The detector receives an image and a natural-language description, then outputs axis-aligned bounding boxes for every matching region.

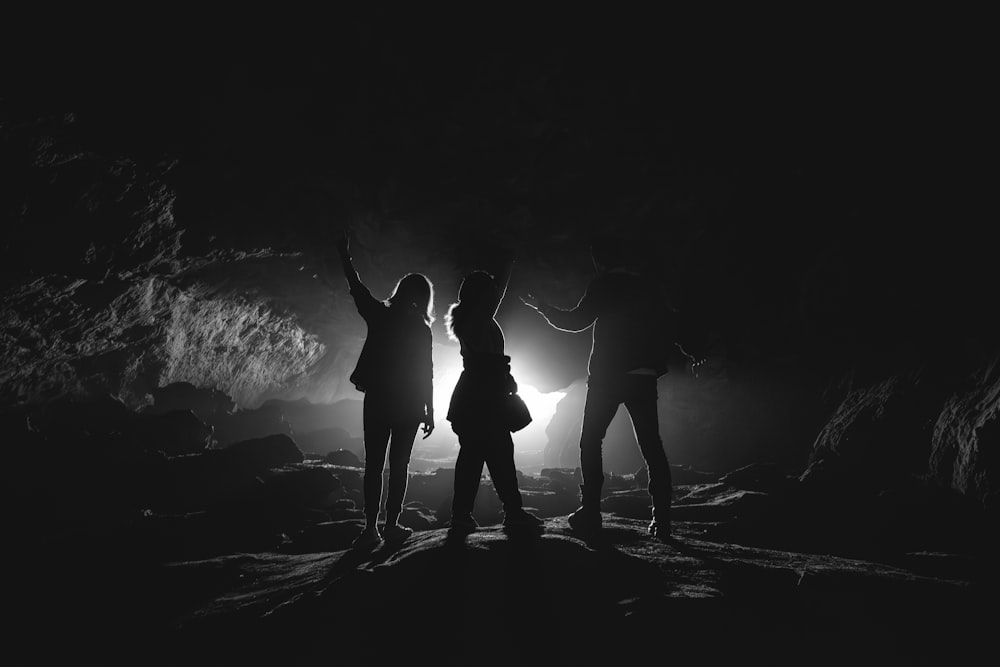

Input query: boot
[503,507,544,532]
[648,496,671,541]
[567,484,602,536]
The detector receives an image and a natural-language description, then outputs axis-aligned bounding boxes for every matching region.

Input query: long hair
[445,270,497,341]
[386,273,435,325]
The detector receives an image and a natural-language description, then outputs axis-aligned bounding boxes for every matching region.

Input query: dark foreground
[10,512,991,667]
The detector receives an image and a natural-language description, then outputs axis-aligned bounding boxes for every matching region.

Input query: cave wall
[3,21,994,493]
[0,113,355,409]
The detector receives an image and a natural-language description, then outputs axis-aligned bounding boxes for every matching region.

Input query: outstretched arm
[521,282,601,332]
[337,229,379,318]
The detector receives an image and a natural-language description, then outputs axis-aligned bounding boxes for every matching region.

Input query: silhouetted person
[337,230,435,549]
[445,254,543,533]
[523,236,697,541]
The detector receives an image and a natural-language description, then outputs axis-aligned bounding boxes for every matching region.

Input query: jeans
[451,425,523,517]
[362,394,420,525]
[580,374,672,509]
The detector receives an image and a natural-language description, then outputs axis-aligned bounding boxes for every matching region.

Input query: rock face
[932,356,1000,510]
[803,372,944,491]
[803,358,1000,519]
[0,114,348,410]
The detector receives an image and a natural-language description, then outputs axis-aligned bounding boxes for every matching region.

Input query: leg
[624,376,672,538]
[568,380,621,534]
[577,380,622,498]
[452,428,486,519]
[482,429,522,511]
[362,396,392,528]
[484,428,544,530]
[384,421,419,526]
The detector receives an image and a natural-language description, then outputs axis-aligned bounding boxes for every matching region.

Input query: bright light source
[416,348,567,473]
[510,382,565,471]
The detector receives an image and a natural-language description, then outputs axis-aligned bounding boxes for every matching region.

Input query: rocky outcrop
[802,371,945,491]
[932,356,1000,511]
[0,115,363,411]
[802,356,1000,521]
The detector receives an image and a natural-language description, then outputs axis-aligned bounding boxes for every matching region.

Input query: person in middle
[445,254,543,533]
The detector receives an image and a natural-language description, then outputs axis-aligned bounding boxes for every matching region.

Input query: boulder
[221,434,304,470]
[263,465,343,509]
[296,427,362,457]
[325,448,363,467]
[126,409,213,456]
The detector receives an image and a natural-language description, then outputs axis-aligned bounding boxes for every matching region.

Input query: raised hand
[337,228,351,258]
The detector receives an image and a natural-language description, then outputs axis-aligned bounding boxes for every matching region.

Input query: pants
[451,425,523,516]
[363,394,420,524]
[580,374,672,510]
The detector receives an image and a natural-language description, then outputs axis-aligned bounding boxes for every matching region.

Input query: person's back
[351,302,433,420]
[585,270,668,379]
[336,231,435,549]
[522,235,679,541]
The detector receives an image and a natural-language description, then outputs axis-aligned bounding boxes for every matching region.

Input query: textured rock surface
[932,356,1000,509]
[0,114,345,410]
[6,391,995,665]
[802,357,1000,517]
[802,372,944,490]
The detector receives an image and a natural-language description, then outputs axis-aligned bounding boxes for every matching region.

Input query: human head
[456,271,498,312]
[387,273,435,324]
[445,270,498,340]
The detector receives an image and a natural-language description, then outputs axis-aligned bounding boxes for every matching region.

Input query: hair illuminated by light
[445,270,497,341]
[387,273,435,324]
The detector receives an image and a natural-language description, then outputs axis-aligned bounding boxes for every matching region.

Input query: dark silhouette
[444,254,543,534]
[337,230,435,549]
[523,235,701,541]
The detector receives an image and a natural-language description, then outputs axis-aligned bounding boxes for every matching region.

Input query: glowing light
[510,382,565,471]
[415,348,567,473]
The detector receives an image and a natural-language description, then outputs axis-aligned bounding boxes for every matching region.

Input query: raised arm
[337,229,380,318]
[491,251,515,317]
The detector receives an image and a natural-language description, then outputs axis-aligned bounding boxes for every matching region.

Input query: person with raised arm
[337,229,435,549]
[444,251,543,534]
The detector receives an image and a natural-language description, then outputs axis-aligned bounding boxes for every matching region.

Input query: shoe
[449,513,478,532]
[567,484,602,537]
[382,523,413,542]
[649,496,671,541]
[648,517,671,541]
[351,526,382,550]
[567,506,602,536]
[502,508,543,530]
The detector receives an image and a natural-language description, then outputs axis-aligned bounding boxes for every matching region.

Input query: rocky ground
[5,401,995,665]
